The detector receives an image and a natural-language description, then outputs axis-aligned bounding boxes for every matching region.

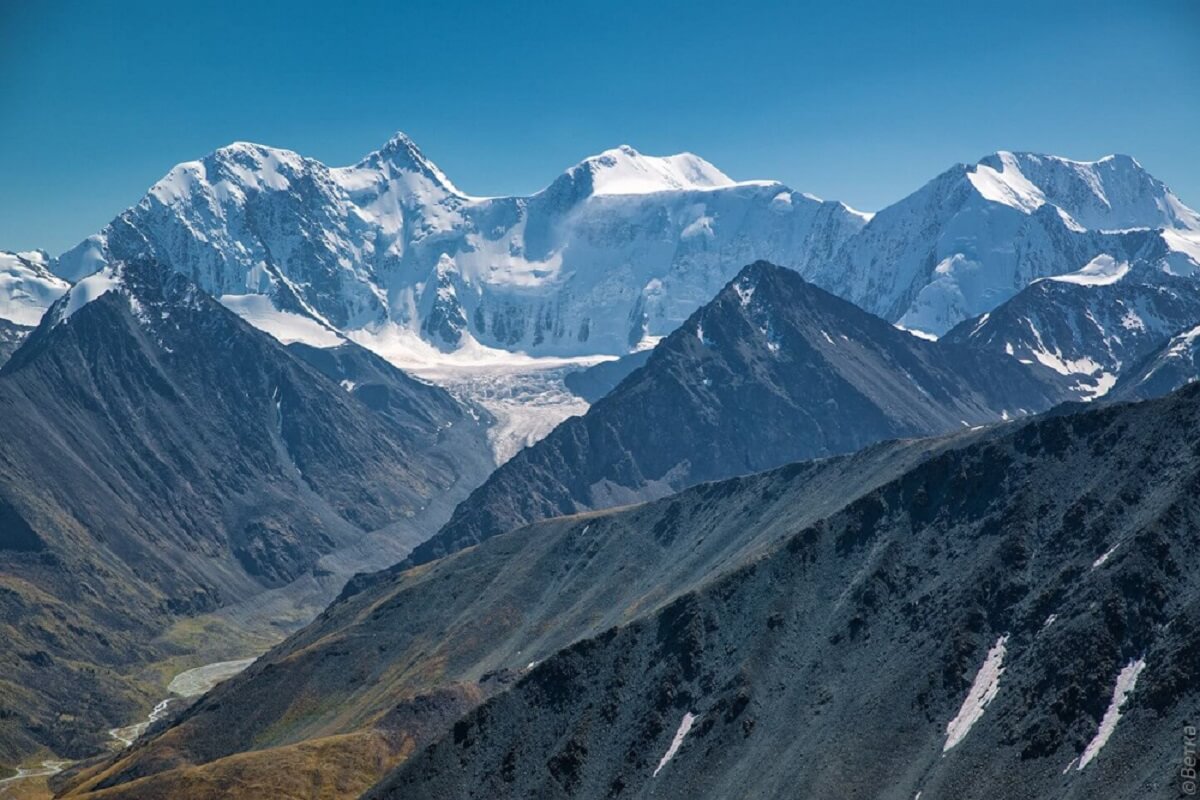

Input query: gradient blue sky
[2,0,1198,254]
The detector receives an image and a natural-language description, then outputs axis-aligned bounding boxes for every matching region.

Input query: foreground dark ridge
[372,381,1200,800]
[67,380,1199,799]
[57,433,967,799]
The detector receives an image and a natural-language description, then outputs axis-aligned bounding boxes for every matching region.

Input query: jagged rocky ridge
[403,260,1069,567]
[1111,322,1200,401]
[942,244,1200,401]
[0,247,491,766]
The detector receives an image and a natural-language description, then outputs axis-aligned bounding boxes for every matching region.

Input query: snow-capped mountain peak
[348,130,471,199]
[968,150,1200,231]
[966,151,1048,213]
[54,133,867,357]
[555,144,774,197]
[149,141,311,206]
[48,135,1197,363]
[817,149,1200,338]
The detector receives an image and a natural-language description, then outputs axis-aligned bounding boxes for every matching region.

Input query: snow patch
[733,279,756,307]
[1076,658,1146,770]
[1046,254,1130,287]
[1162,229,1200,263]
[653,712,697,776]
[220,294,344,348]
[895,323,938,341]
[681,214,716,239]
[1092,542,1121,569]
[944,635,1008,752]
[61,266,122,320]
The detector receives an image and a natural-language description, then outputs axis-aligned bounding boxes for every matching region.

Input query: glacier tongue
[343,322,611,463]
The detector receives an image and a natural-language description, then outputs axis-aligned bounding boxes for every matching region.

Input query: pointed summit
[355,130,466,196]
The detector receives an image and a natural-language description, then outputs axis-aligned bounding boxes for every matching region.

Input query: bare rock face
[404,260,1069,568]
[0,253,491,764]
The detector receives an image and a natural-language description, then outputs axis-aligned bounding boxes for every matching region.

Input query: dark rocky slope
[0,253,491,767]
[1110,322,1200,402]
[375,382,1200,800]
[562,349,651,403]
[58,434,965,800]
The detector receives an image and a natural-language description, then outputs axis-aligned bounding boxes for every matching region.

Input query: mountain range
[4,133,1200,799]
[53,136,868,357]
[48,136,1200,362]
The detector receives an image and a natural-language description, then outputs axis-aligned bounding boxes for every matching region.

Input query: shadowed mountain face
[371,382,1200,800]
[0,254,491,765]
[562,349,652,403]
[403,261,1069,569]
[284,341,478,435]
[67,383,1200,800]
[54,433,963,800]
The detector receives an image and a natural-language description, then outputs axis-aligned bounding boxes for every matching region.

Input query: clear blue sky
[2,0,1197,254]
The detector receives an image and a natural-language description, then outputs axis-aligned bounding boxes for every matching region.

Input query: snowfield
[944,635,1008,751]
[1076,658,1146,770]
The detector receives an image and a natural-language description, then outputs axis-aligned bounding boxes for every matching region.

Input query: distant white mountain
[56,134,868,358]
[815,151,1200,336]
[54,140,1199,357]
